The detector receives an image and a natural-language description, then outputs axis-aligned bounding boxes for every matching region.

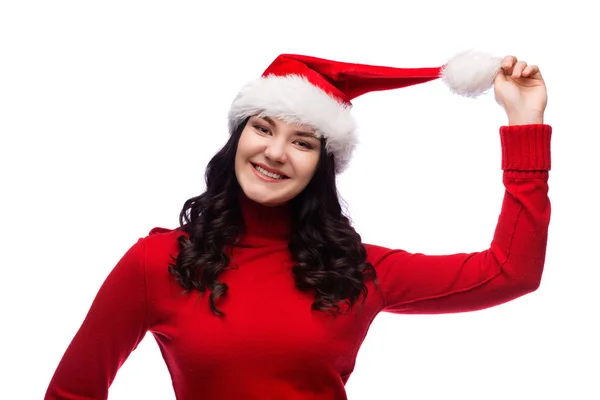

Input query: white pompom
[440,50,502,98]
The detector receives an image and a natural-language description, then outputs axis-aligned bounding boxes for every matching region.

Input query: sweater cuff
[500,124,552,171]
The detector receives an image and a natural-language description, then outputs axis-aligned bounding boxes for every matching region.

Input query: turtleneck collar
[237,193,292,246]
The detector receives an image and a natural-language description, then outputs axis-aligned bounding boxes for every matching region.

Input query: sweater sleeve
[45,237,149,399]
[369,124,552,314]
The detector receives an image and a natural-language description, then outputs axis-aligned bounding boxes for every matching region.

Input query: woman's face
[235,116,322,206]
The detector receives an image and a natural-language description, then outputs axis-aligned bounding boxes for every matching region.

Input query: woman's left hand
[494,55,548,125]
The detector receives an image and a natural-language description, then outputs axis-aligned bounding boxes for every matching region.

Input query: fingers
[502,55,517,70]
[523,64,543,79]
[511,61,528,78]
[501,55,543,80]
[501,55,526,77]
[501,55,517,75]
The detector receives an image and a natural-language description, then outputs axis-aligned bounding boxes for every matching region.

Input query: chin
[239,180,293,207]
[244,189,290,207]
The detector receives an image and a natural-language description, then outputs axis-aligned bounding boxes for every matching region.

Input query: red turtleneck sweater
[45,124,552,400]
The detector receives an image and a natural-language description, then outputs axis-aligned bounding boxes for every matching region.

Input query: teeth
[254,165,285,179]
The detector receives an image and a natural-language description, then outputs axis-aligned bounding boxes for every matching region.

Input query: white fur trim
[228,75,357,174]
[440,50,503,98]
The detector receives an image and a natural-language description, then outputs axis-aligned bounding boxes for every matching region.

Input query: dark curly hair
[168,117,378,316]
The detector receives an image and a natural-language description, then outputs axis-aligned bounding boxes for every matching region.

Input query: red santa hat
[228,50,502,173]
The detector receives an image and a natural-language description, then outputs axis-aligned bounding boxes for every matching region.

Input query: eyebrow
[261,116,318,139]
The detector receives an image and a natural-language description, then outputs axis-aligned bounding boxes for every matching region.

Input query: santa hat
[228,50,502,173]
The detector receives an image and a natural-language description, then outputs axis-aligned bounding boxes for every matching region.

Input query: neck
[238,193,292,245]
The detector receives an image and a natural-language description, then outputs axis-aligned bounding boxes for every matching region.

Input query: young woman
[45,51,551,400]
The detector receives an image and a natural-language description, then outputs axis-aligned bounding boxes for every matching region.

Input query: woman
[45,51,551,399]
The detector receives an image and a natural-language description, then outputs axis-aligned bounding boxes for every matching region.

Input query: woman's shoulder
[139,226,188,269]
[362,242,412,271]
[127,226,188,295]
[362,242,402,259]
[143,224,187,244]
[146,226,187,238]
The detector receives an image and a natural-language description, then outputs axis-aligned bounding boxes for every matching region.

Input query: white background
[1,1,599,399]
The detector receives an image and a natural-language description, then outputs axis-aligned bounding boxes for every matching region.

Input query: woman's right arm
[45,237,150,400]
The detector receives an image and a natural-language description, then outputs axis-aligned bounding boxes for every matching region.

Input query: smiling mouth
[251,163,289,180]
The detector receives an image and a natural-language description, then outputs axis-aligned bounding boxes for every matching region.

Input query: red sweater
[45,124,552,400]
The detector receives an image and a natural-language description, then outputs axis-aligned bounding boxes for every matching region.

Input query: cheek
[235,137,252,179]
[234,145,244,173]
[294,153,320,182]
[236,132,258,164]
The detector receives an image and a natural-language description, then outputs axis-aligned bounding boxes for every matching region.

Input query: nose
[264,139,287,164]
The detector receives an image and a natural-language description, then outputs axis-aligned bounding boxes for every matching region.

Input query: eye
[294,140,314,150]
[253,124,271,135]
